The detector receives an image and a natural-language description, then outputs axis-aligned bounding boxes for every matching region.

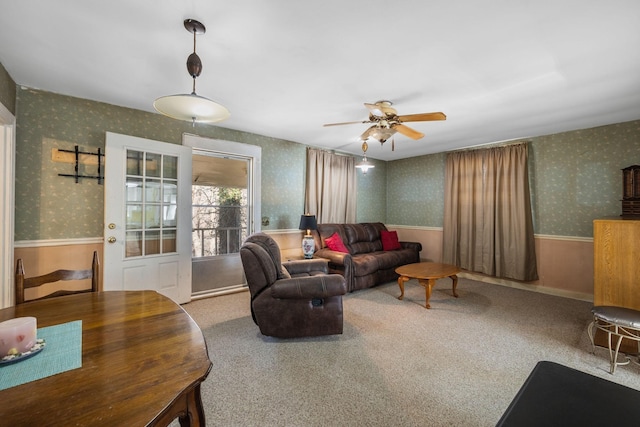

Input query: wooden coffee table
[395,262,461,309]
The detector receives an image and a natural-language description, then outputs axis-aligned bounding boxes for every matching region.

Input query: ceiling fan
[323,100,446,150]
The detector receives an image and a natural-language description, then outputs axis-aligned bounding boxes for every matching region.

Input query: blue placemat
[0,320,82,390]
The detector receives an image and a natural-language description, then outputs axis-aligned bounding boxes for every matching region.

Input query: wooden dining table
[0,290,212,426]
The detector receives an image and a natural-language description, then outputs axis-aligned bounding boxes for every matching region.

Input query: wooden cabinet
[621,165,640,217]
[593,218,640,351]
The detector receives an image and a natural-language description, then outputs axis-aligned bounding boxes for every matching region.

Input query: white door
[104,132,192,304]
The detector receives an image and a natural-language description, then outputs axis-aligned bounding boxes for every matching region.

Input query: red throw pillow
[324,232,349,253]
[381,230,401,251]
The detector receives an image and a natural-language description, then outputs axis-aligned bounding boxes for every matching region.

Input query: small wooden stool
[588,306,640,374]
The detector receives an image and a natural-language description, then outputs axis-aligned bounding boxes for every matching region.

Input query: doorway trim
[0,101,15,308]
[183,134,262,237]
[183,134,261,299]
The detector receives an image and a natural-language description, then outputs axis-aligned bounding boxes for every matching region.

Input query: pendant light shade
[153,93,229,123]
[154,19,230,124]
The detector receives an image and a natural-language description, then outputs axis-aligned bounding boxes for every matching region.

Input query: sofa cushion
[325,232,349,253]
[315,224,344,249]
[344,223,381,254]
[344,224,370,244]
[372,250,414,269]
[350,241,379,254]
[351,254,381,277]
[364,222,387,239]
[381,230,401,251]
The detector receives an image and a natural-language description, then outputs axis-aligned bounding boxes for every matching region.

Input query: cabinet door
[593,219,640,351]
[593,219,640,308]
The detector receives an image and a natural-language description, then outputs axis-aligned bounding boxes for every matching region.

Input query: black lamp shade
[299,214,317,231]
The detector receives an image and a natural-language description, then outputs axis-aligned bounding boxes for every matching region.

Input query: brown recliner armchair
[240,233,347,338]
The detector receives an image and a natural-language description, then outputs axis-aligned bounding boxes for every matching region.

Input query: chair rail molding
[14,237,104,248]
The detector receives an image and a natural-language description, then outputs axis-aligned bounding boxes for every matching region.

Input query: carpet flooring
[178,278,640,426]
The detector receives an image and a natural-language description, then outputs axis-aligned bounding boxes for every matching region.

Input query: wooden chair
[15,251,100,304]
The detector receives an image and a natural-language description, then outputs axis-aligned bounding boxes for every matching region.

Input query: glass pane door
[125,150,178,258]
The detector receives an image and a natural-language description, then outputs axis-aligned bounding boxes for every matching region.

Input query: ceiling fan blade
[398,112,447,122]
[323,120,371,127]
[393,123,424,140]
[364,102,397,117]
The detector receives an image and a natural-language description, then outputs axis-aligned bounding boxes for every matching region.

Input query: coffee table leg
[418,278,436,309]
[451,275,459,298]
[397,275,409,300]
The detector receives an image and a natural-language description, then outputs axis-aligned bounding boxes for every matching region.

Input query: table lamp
[299,214,317,259]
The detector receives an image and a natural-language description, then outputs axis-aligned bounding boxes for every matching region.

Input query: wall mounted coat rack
[53,145,104,184]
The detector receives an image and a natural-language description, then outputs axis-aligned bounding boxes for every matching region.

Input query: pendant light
[355,141,375,174]
[154,19,230,125]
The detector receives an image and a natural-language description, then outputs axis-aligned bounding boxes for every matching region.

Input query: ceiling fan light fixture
[368,126,396,143]
[153,19,230,125]
[324,100,446,151]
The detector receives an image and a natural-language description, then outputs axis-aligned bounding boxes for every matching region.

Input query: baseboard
[191,284,248,301]
[458,271,593,303]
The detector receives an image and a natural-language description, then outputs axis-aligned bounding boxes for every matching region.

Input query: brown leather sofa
[240,233,347,338]
[313,222,422,292]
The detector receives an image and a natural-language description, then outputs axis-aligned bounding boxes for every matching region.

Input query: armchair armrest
[270,275,347,299]
[282,258,329,275]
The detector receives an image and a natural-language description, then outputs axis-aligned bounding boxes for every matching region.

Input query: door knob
[107,236,116,243]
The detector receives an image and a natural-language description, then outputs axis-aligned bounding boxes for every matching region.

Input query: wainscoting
[13,239,103,301]
[271,226,594,302]
[13,228,594,304]
[393,226,594,301]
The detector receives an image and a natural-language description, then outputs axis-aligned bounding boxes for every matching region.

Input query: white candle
[0,317,37,356]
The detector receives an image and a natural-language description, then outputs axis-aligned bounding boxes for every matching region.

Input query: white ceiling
[1,1,639,161]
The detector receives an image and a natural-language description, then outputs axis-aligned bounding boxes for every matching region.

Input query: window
[192,184,248,257]
[124,150,178,257]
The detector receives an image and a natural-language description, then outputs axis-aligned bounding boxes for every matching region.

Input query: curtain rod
[447,140,530,154]
[306,146,355,157]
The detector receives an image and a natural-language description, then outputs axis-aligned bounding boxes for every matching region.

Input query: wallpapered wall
[356,159,387,222]
[529,123,640,236]
[386,119,640,237]
[15,87,369,241]
[387,153,446,227]
[12,85,640,242]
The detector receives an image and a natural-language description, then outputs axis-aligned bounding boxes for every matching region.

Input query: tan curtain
[443,143,538,281]
[305,148,356,224]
